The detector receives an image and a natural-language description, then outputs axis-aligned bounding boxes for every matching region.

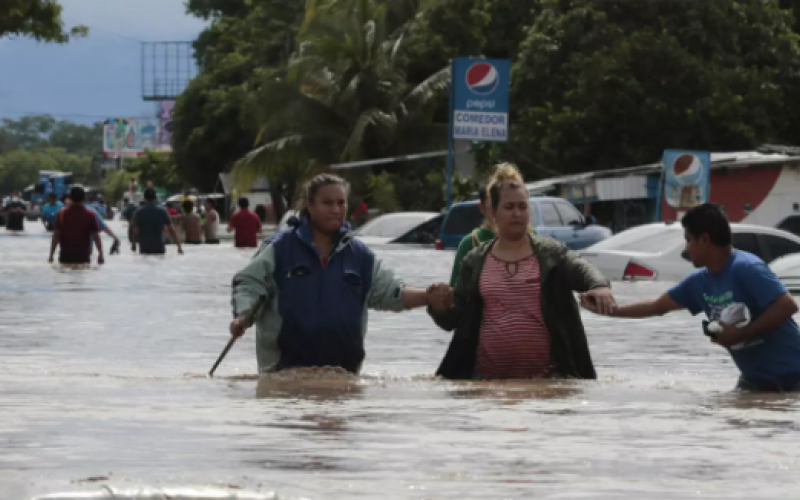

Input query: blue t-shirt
[132,203,171,254]
[41,202,63,224]
[669,250,800,385]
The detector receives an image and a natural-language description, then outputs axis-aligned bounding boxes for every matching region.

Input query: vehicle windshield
[356,214,434,238]
[443,204,483,234]
[588,225,684,253]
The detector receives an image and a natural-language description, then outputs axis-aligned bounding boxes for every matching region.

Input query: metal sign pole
[446,58,457,210]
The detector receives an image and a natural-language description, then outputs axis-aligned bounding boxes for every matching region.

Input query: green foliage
[172,0,304,192]
[0,116,100,193]
[126,152,181,193]
[232,0,452,219]
[0,0,87,42]
[366,171,399,213]
[0,148,91,193]
[509,0,800,178]
[175,0,800,218]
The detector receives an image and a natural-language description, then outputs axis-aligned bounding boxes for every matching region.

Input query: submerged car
[355,212,443,246]
[437,196,612,250]
[580,222,800,282]
[770,254,800,296]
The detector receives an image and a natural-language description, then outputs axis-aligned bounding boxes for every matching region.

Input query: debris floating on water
[32,486,285,500]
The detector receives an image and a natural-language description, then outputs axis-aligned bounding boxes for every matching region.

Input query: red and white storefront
[661,155,800,228]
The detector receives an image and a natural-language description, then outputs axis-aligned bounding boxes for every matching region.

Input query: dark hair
[60,194,68,204]
[69,186,85,203]
[489,181,528,211]
[204,198,215,209]
[47,192,57,200]
[681,203,732,246]
[238,197,250,209]
[182,199,194,213]
[478,186,488,206]
[297,174,350,219]
[143,188,156,201]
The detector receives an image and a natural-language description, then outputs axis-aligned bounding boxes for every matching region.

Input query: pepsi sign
[451,57,510,142]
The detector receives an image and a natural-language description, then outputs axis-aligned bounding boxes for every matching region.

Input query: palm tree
[232,0,451,217]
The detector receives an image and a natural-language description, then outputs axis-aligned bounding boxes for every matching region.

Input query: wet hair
[143,188,156,201]
[297,174,350,219]
[182,199,194,214]
[69,186,85,203]
[681,203,732,247]
[487,163,527,211]
[238,197,250,209]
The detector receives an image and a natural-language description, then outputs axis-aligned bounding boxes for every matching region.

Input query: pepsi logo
[466,62,499,95]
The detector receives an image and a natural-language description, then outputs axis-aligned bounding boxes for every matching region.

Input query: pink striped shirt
[476,253,553,379]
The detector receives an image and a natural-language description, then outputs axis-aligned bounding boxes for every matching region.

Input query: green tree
[509,0,800,179]
[172,0,304,192]
[0,148,90,193]
[1,0,87,41]
[233,0,451,218]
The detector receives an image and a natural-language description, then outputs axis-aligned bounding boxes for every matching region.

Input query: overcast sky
[0,0,207,124]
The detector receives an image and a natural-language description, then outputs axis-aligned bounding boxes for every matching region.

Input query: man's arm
[49,230,59,262]
[716,262,799,346]
[609,293,685,318]
[166,225,184,254]
[92,232,104,264]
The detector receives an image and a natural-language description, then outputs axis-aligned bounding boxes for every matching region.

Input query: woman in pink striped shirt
[429,169,615,380]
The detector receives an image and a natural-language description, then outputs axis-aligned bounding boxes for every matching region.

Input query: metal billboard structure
[141,41,197,101]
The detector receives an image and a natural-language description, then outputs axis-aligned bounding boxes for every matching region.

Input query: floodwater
[2,220,800,500]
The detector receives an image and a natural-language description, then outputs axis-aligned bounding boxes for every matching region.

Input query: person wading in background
[181,199,203,245]
[227,197,262,248]
[40,193,63,232]
[203,198,220,244]
[49,187,103,266]
[131,188,183,256]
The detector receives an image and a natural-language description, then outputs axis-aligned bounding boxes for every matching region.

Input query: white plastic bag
[705,303,760,350]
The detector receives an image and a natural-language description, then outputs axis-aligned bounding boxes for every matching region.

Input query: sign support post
[445,59,457,210]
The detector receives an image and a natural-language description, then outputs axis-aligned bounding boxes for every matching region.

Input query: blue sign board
[450,57,511,142]
[660,149,711,217]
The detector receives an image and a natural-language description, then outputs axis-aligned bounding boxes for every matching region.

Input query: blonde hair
[486,163,526,211]
[485,163,535,234]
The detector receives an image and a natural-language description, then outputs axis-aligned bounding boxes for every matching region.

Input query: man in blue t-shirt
[581,203,800,391]
[131,188,183,256]
[40,193,63,231]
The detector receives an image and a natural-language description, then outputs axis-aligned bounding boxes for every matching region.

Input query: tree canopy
[172,0,800,215]
[0,0,87,42]
[0,116,100,194]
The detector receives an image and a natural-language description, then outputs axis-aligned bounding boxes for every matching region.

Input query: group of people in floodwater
[45,186,266,264]
[230,163,800,392]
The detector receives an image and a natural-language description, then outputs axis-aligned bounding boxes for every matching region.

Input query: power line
[0,110,156,121]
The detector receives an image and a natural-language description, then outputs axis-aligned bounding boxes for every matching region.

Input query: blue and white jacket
[231,217,406,373]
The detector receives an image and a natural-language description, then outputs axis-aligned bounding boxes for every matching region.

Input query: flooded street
[2,221,800,499]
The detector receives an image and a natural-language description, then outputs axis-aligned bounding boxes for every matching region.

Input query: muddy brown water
[1,221,799,499]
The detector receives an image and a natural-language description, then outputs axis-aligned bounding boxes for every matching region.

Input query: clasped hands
[426,283,454,311]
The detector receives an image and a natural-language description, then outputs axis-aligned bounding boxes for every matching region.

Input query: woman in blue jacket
[230,174,450,374]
